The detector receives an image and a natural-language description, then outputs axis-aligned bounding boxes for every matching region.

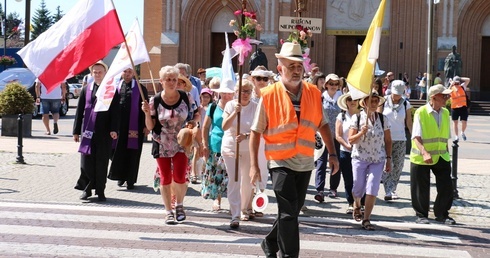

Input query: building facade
[143,0,490,100]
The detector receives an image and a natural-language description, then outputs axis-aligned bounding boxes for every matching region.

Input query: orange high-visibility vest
[261,81,323,160]
[450,86,467,109]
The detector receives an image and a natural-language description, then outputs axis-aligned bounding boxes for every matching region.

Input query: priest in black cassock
[108,68,149,189]
[73,61,120,202]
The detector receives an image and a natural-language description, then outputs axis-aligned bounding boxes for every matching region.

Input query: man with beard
[249,42,339,257]
[108,68,149,189]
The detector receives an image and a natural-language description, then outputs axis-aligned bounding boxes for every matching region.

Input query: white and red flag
[17,0,125,93]
[94,18,150,112]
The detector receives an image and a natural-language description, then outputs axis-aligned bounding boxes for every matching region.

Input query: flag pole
[234,0,247,182]
[146,62,158,93]
[109,0,145,98]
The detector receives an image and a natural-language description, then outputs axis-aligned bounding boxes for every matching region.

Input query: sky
[7,0,144,33]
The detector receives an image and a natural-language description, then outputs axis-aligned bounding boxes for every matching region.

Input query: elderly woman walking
[382,80,412,201]
[221,79,258,229]
[142,66,199,225]
[348,92,392,230]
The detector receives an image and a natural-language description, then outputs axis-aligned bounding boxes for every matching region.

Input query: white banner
[95,18,150,112]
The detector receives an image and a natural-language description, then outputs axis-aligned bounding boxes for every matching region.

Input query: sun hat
[251,66,274,78]
[201,87,213,96]
[275,42,304,62]
[178,74,192,92]
[214,78,235,93]
[428,84,452,98]
[90,60,108,72]
[391,80,406,95]
[360,91,385,108]
[337,92,354,111]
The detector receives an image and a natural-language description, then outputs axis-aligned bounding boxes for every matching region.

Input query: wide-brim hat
[337,92,353,111]
[275,42,304,62]
[360,91,385,108]
[214,78,235,93]
[90,60,108,72]
[251,69,274,78]
[178,74,192,92]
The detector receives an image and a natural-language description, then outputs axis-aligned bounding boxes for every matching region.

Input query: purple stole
[78,83,97,155]
[127,79,140,149]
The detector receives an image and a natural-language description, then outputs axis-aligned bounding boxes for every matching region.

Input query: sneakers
[314,192,325,203]
[435,216,456,225]
[454,135,459,141]
[328,189,338,198]
[461,132,467,141]
[384,195,393,201]
[392,192,399,200]
[165,212,176,225]
[415,217,430,224]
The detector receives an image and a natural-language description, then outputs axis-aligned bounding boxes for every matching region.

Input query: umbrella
[205,67,222,79]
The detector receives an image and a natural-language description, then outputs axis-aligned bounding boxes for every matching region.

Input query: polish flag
[94,19,150,112]
[17,0,125,93]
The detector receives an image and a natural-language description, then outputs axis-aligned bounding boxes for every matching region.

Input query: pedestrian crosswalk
[0,201,472,257]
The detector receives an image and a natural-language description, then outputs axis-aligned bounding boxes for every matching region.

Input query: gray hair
[159,66,179,80]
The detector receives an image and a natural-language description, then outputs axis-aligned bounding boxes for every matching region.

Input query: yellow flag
[346,0,387,99]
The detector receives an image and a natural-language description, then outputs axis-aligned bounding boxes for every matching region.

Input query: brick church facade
[142,0,490,100]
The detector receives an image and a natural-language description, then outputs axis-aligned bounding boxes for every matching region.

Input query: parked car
[0,68,69,117]
[68,83,82,99]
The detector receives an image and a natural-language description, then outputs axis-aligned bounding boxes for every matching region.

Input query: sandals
[352,207,363,222]
[190,175,198,184]
[165,212,176,225]
[230,219,240,229]
[212,201,221,211]
[175,205,186,222]
[362,219,375,230]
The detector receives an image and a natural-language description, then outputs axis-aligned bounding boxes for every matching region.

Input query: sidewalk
[0,115,489,226]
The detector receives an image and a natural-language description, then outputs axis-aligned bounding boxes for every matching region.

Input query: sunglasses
[346,98,357,102]
[254,76,269,82]
[328,82,339,86]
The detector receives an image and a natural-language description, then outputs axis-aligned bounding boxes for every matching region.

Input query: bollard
[16,114,26,164]
[451,139,459,199]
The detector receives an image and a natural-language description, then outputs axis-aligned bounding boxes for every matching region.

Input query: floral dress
[201,104,228,200]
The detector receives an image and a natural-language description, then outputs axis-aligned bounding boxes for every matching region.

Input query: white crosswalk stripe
[0,201,472,257]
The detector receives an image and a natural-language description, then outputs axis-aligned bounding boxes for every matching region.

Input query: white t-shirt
[36,79,62,100]
[383,97,411,141]
[221,100,258,156]
[336,111,354,153]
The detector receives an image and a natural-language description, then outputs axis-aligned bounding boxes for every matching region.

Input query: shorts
[451,106,468,121]
[41,99,61,115]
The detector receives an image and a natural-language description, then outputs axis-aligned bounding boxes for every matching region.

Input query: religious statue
[444,45,462,80]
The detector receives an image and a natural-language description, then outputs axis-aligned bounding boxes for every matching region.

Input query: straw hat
[275,42,304,62]
[337,92,353,111]
[90,60,108,72]
[360,91,385,108]
[178,74,192,92]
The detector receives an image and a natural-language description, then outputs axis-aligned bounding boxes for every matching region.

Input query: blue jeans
[315,139,341,192]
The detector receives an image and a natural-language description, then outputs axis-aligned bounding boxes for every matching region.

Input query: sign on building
[279,16,323,34]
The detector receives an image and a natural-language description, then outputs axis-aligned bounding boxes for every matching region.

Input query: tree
[52,6,64,23]
[31,0,53,40]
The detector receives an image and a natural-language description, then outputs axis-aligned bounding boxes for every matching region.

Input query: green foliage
[52,6,64,23]
[0,82,35,115]
[31,0,53,40]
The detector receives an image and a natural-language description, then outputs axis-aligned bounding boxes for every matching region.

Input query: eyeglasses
[346,98,354,102]
[240,90,253,94]
[328,82,339,86]
[254,76,269,82]
[165,78,177,83]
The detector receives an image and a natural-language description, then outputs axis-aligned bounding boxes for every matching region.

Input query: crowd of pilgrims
[74,61,414,229]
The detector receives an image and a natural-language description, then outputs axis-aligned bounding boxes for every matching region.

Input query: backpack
[208,102,218,121]
[151,90,190,158]
[355,112,384,129]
